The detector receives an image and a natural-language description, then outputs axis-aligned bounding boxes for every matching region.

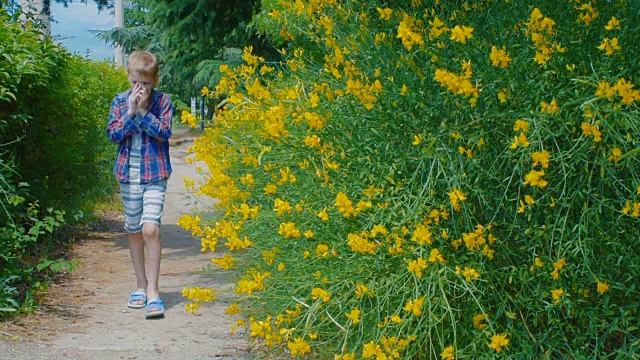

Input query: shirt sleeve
[107,96,139,143]
[139,94,173,142]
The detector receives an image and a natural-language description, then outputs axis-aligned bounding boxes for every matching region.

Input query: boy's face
[129,72,158,92]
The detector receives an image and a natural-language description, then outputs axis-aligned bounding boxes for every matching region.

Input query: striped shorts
[120,180,168,233]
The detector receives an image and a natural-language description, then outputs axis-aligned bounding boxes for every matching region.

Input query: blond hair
[127,50,159,77]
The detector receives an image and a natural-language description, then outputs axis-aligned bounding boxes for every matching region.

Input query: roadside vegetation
[0,4,128,317]
[180,1,640,358]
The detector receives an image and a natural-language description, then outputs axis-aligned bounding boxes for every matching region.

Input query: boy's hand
[128,83,140,118]
[137,85,151,117]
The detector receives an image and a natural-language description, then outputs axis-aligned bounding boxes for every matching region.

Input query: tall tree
[96,0,270,98]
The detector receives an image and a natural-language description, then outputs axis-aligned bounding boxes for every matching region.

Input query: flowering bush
[180,1,640,358]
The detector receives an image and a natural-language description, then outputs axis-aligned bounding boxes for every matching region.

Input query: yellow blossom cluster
[236,270,271,295]
[180,110,198,128]
[526,8,564,65]
[362,336,414,359]
[183,287,214,315]
[596,78,640,106]
[448,188,467,212]
[489,46,512,68]
[433,63,479,99]
[397,15,424,50]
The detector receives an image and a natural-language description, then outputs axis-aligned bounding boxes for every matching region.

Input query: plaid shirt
[107,89,173,184]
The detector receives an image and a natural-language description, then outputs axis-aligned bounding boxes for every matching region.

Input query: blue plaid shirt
[107,89,173,184]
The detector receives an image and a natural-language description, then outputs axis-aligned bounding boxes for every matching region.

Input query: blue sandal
[145,299,165,318]
[127,290,147,309]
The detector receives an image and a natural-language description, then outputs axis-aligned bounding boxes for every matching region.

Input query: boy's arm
[107,97,139,143]
[138,94,173,142]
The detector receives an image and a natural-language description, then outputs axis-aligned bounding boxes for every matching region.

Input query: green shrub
[0,5,128,317]
[13,55,129,211]
[184,0,640,358]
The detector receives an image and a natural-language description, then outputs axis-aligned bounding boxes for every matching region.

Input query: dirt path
[0,128,249,359]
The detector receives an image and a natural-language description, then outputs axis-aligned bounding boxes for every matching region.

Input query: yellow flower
[346,309,360,324]
[212,254,235,270]
[355,283,369,297]
[449,25,474,44]
[581,122,603,142]
[362,341,383,359]
[335,192,356,217]
[523,169,548,188]
[407,258,428,278]
[311,287,330,302]
[498,89,507,103]
[597,37,621,56]
[488,333,509,353]
[377,7,393,20]
[318,208,329,221]
[525,195,535,205]
[390,314,402,323]
[397,17,425,50]
[608,147,622,163]
[540,99,558,114]
[287,337,311,355]
[225,302,239,315]
[274,198,292,216]
[532,150,550,168]
[448,188,467,212]
[456,266,480,282]
[264,183,277,195]
[513,119,529,132]
[605,16,620,31]
[597,281,609,294]
[510,132,531,149]
[316,244,330,257]
[403,297,424,316]
[277,262,285,271]
[428,248,445,264]
[304,134,321,147]
[411,224,432,245]
[473,313,488,330]
[489,46,512,68]
[595,81,616,99]
[411,134,422,146]
[278,222,301,239]
[441,345,455,360]
[552,288,564,304]
[180,110,198,128]
[335,354,356,360]
[401,84,408,96]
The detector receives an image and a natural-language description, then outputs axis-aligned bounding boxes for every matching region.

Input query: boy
[107,50,173,319]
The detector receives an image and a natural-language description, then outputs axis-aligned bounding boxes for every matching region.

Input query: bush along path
[0,127,248,359]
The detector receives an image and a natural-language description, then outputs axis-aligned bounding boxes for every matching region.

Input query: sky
[51,1,115,61]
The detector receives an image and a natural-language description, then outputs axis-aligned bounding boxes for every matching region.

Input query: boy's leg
[140,180,167,302]
[121,182,148,306]
[142,223,162,300]
[129,231,148,293]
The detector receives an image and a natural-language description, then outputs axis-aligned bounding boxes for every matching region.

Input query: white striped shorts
[120,180,168,233]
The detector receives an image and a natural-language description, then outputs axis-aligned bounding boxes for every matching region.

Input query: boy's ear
[154,75,160,86]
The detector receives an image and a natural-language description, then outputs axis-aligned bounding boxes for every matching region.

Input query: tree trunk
[114,0,124,67]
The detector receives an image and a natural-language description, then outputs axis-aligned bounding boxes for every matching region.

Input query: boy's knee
[141,223,160,240]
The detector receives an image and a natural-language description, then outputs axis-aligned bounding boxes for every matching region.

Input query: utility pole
[114,0,124,67]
